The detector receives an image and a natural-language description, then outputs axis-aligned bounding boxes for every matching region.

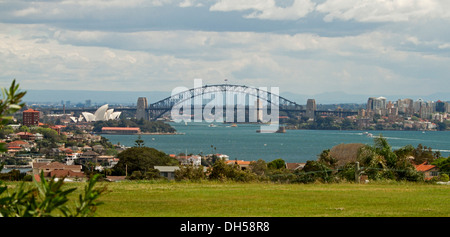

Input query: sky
[1,0,450,103]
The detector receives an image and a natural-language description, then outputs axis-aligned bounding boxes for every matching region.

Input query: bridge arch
[148,84,304,120]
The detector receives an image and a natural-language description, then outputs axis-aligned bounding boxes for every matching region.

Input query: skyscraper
[367,97,387,116]
[136,97,148,120]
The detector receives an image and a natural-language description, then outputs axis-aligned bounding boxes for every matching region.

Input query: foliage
[306,116,341,130]
[0,169,26,181]
[127,169,162,180]
[436,122,447,131]
[299,160,334,183]
[318,149,338,169]
[432,157,450,174]
[439,174,449,182]
[351,136,423,182]
[0,80,26,152]
[249,159,268,176]
[0,80,106,217]
[373,135,398,168]
[267,158,285,170]
[175,165,206,181]
[134,135,144,147]
[112,147,179,176]
[208,159,257,182]
[410,144,438,164]
[0,167,107,217]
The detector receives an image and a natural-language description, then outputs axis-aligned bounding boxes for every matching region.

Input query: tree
[373,135,398,168]
[318,149,338,169]
[0,80,106,217]
[432,157,450,174]
[19,125,30,133]
[112,147,179,176]
[208,159,256,182]
[267,158,285,170]
[436,122,447,131]
[249,159,268,176]
[300,160,333,183]
[0,79,26,152]
[134,135,144,147]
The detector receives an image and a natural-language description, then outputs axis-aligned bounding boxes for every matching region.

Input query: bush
[208,159,256,182]
[175,165,206,181]
[0,169,107,217]
[436,173,449,182]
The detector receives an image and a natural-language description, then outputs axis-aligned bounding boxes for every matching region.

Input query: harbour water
[102,122,450,163]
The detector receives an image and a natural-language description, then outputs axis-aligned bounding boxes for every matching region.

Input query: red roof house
[414,162,439,180]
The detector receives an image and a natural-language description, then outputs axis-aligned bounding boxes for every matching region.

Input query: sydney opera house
[81,104,121,122]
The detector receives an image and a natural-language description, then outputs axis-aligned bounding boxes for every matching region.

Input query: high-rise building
[23,108,40,127]
[136,97,148,120]
[367,97,387,116]
[435,100,446,113]
[397,98,414,116]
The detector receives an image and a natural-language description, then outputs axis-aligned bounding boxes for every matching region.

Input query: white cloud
[316,0,450,22]
[2,22,449,97]
[210,0,316,20]
[13,7,41,17]
[1,1,450,98]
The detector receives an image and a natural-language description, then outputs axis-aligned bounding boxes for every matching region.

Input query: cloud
[1,0,449,99]
[210,0,316,20]
[2,21,449,97]
[316,0,450,22]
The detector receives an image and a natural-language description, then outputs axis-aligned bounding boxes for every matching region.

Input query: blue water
[101,122,450,163]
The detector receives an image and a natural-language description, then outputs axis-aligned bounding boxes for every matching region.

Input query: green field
[59,181,450,217]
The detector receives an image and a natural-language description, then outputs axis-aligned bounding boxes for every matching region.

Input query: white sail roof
[81,104,121,122]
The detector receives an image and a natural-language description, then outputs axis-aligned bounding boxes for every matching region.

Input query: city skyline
[1,1,450,97]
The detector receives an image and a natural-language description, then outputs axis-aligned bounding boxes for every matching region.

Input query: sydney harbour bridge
[45,84,357,121]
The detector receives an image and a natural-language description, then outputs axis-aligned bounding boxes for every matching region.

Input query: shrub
[0,167,107,217]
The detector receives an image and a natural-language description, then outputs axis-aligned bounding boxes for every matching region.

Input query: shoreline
[99,132,183,135]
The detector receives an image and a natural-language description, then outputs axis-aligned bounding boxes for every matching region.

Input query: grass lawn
[62,180,450,217]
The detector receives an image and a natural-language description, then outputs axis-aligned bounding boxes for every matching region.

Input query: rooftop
[414,162,437,172]
[23,108,39,112]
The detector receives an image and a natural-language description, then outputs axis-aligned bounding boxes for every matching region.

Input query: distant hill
[23,89,449,106]
[23,90,171,105]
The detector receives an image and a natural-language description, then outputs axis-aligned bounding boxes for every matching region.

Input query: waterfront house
[414,162,439,180]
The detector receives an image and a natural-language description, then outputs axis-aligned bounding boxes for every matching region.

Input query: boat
[231,124,237,127]
[366,133,373,137]
[209,124,217,127]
